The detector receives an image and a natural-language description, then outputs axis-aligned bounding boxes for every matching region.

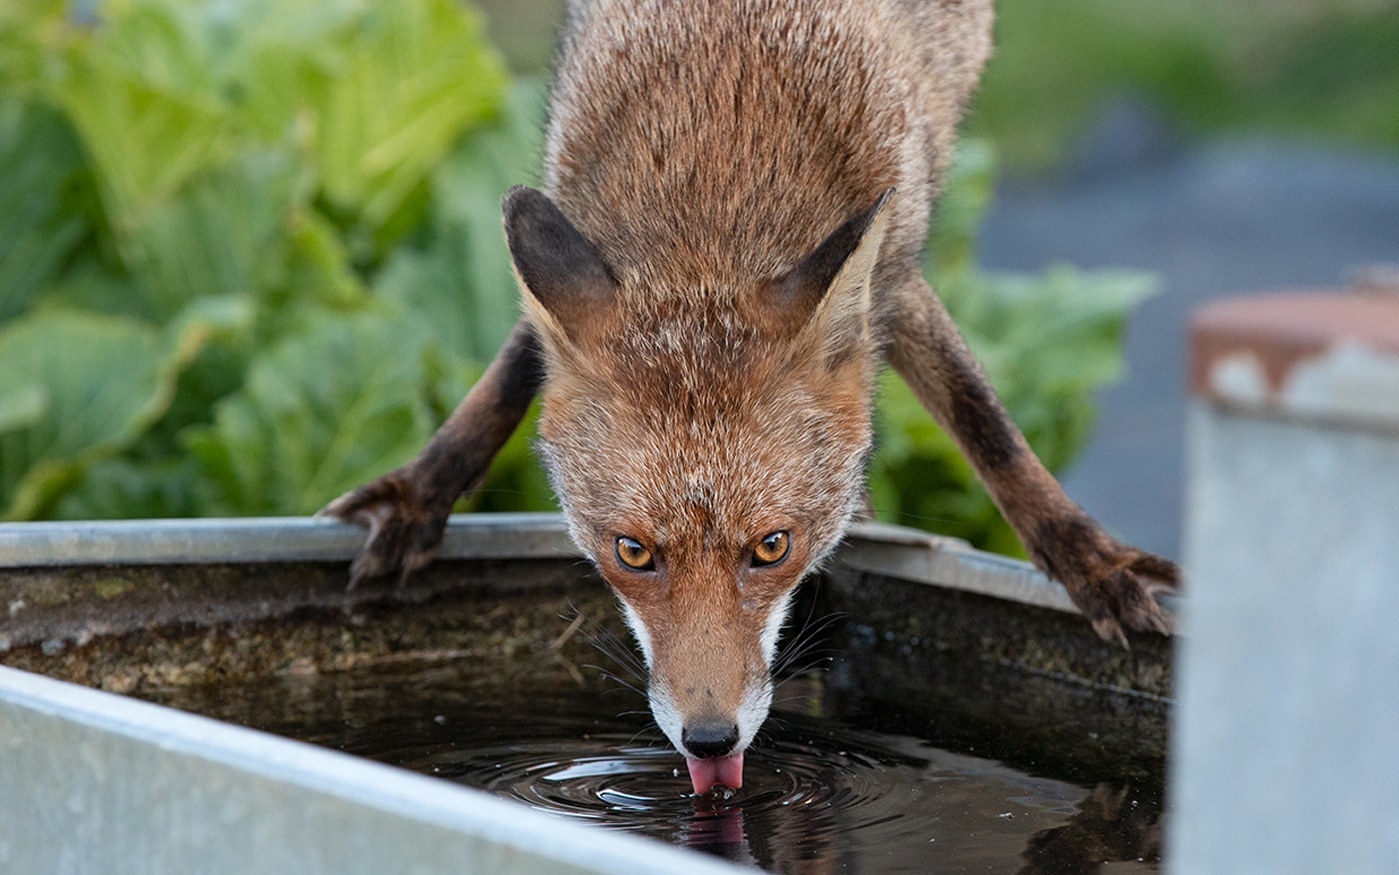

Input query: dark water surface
[145,655,1163,874]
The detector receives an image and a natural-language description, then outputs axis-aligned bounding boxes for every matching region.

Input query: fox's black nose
[682,722,739,758]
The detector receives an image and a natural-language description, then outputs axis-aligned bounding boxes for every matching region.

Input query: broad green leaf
[0,97,91,323]
[122,150,308,321]
[184,309,436,516]
[139,295,259,458]
[30,256,144,320]
[202,0,367,143]
[276,206,370,315]
[0,309,203,520]
[54,455,205,520]
[378,79,548,363]
[432,79,547,356]
[163,294,258,356]
[368,81,555,515]
[0,384,45,434]
[44,1,231,220]
[313,0,508,251]
[0,1,66,90]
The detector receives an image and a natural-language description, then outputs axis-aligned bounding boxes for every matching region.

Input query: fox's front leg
[320,319,544,586]
[883,277,1177,645]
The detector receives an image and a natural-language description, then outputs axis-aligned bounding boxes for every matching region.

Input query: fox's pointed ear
[503,186,618,344]
[760,188,893,356]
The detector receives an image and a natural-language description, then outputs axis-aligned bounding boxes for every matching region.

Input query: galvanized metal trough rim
[0,514,1176,872]
[0,512,1173,625]
[0,512,574,566]
[0,664,745,875]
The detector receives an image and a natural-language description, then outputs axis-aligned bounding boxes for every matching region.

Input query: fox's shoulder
[545,0,934,291]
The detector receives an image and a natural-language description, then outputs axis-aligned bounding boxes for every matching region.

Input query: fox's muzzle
[638,608,782,794]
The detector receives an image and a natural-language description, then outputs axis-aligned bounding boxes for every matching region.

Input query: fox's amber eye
[753,531,790,567]
[615,536,655,571]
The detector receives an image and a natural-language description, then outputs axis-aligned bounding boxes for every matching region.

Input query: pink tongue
[685,753,744,794]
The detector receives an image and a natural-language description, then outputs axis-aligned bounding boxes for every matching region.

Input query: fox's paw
[318,468,451,589]
[1029,515,1179,648]
[1069,550,1177,647]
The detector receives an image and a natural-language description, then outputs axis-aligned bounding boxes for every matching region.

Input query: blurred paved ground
[979,136,1399,560]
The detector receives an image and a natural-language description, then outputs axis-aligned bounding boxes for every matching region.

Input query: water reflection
[681,798,757,866]
[674,777,1164,874]
[143,661,1164,873]
[1016,783,1163,874]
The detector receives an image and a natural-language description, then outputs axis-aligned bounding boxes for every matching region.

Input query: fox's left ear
[503,185,619,349]
[759,187,893,359]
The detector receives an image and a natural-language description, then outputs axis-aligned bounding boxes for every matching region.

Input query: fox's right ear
[756,188,892,362]
[503,186,618,346]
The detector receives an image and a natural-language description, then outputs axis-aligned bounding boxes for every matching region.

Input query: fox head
[503,186,890,793]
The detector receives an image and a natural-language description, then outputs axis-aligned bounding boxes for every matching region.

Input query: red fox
[324,0,1177,795]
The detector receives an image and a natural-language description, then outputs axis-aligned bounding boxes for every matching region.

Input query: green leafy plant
[0,0,542,522]
[0,0,1149,559]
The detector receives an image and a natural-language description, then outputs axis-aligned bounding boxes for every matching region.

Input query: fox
[323,0,1178,795]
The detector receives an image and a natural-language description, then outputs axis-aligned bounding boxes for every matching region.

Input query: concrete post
[1171,287,1399,873]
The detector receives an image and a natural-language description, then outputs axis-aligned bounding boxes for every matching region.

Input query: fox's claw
[1074,552,1178,648]
[319,469,451,589]
[1029,514,1180,647]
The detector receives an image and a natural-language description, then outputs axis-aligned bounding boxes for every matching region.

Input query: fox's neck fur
[542,0,988,305]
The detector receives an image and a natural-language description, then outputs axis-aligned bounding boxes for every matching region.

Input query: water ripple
[373,721,922,852]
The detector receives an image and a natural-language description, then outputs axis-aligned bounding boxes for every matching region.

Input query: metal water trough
[0,514,1175,873]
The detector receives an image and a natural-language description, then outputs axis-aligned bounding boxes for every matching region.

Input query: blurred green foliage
[0,0,548,521]
[0,0,1148,559]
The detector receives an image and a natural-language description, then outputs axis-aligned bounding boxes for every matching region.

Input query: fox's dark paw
[318,469,451,589]
[1030,516,1179,648]
[1071,550,1177,648]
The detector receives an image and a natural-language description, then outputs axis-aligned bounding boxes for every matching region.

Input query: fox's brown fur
[325,0,1177,789]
